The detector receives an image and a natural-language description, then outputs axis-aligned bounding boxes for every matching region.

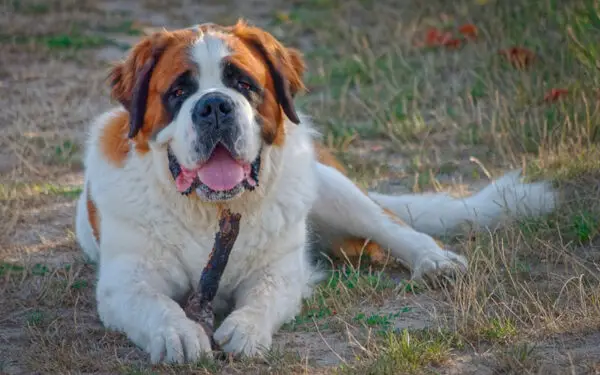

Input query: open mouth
[167,144,260,201]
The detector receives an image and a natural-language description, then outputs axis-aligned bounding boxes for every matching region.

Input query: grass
[282,265,399,331]
[340,328,462,374]
[2,0,600,373]
[0,32,113,49]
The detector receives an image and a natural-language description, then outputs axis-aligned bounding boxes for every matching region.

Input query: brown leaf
[498,47,535,69]
[543,88,569,103]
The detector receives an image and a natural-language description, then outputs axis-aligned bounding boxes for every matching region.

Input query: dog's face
[108,21,305,202]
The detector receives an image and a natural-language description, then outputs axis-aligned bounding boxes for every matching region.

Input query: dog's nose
[192,92,234,125]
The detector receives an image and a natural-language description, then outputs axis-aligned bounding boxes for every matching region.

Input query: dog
[74,20,557,364]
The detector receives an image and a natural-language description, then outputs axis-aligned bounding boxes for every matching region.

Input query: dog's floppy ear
[108,35,166,139]
[230,20,306,125]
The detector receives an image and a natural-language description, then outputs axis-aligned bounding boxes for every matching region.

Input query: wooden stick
[183,208,241,350]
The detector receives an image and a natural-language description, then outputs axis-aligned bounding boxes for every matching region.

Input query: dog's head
[108,20,305,202]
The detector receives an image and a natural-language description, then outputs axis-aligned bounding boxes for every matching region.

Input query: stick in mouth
[183,208,242,351]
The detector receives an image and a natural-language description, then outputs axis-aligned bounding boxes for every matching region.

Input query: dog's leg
[311,163,467,281]
[95,221,212,364]
[213,223,315,356]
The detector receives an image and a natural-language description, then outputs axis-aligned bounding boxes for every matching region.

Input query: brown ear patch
[227,20,307,146]
[245,38,300,125]
[107,29,199,155]
[128,45,165,139]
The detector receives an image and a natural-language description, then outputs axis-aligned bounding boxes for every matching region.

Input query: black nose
[192,92,234,125]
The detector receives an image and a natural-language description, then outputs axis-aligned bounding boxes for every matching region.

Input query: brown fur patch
[331,237,389,264]
[86,187,100,243]
[99,111,130,167]
[226,20,306,146]
[108,29,200,154]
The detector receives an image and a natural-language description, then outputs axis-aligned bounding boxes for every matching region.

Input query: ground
[2,0,600,374]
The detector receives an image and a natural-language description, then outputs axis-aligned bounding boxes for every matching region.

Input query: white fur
[368,170,557,237]
[76,30,559,364]
[310,163,468,279]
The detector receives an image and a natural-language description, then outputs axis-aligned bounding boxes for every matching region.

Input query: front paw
[412,249,468,285]
[213,308,272,356]
[147,318,212,364]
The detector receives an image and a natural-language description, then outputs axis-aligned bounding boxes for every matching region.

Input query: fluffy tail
[368,170,558,237]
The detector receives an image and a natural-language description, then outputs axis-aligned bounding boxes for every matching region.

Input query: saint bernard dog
[75,20,557,363]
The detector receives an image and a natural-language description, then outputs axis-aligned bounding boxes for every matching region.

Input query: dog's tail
[368,170,558,237]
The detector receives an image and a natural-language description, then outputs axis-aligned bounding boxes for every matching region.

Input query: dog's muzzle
[167,146,261,201]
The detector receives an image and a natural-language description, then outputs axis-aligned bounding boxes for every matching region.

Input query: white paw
[411,249,468,284]
[213,308,272,356]
[147,318,212,364]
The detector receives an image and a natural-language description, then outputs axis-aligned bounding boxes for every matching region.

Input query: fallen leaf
[425,28,442,46]
[543,88,569,103]
[458,24,478,39]
[498,47,535,69]
[420,27,466,49]
[442,38,462,48]
[437,31,454,45]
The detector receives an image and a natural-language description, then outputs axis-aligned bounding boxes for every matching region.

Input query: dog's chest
[172,214,273,292]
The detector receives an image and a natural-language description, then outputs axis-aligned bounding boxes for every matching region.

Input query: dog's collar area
[167,146,261,197]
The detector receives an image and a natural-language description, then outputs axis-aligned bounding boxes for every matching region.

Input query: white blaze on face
[191,33,231,90]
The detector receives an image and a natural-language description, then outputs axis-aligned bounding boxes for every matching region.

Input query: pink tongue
[197,146,245,191]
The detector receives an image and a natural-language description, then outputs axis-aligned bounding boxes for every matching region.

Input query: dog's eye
[173,88,185,98]
[237,80,251,91]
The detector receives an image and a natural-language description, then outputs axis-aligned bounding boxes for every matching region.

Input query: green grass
[26,310,47,326]
[284,266,398,331]
[9,0,50,14]
[0,183,82,200]
[341,328,462,374]
[0,33,112,49]
[354,309,412,333]
[480,318,518,343]
[0,261,25,277]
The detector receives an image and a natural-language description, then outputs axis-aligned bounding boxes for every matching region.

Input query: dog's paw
[213,308,272,357]
[147,318,212,364]
[411,249,467,286]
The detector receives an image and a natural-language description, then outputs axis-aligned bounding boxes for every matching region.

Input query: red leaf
[425,28,442,46]
[422,28,462,49]
[458,24,478,39]
[442,38,462,48]
[437,31,454,45]
[498,47,535,68]
[543,88,569,103]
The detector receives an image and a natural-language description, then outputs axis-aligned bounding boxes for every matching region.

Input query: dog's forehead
[188,32,231,88]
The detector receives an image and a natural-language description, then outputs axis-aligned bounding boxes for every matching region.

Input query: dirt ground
[2,0,600,374]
